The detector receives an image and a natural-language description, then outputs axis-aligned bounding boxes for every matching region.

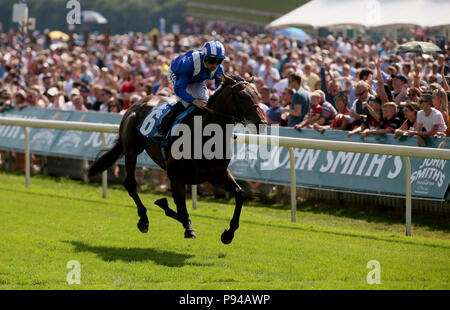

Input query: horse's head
[212,74,267,134]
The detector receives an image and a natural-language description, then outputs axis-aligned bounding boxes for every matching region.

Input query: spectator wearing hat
[60,88,80,110]
[409,94,447,146]
[120,77,136,110]
[46,87,62,109]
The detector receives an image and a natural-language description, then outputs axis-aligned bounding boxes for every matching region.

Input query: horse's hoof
[184,229,197,239]
[221,229,234,244]
[137,220,149,233]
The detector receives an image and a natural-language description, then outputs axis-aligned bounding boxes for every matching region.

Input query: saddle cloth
[137,101,196,148]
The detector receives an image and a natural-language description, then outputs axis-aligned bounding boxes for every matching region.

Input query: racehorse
[88,74,267,244]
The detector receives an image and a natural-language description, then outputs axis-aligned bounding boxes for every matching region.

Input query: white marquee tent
[267,0,450,30]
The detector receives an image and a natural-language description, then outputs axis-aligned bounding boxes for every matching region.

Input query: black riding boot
[153,101,186,141]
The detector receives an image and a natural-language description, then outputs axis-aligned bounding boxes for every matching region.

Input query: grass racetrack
[0,171,449,290]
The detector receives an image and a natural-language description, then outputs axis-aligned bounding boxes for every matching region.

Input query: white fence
[2,117,450,236]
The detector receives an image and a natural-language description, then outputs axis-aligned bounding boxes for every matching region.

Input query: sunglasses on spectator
[270,98,278,101]
[205,57,223,65]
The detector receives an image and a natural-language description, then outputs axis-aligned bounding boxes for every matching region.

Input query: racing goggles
[205,56,223,65]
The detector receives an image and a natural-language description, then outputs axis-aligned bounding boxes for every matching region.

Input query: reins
[203,80,259,125]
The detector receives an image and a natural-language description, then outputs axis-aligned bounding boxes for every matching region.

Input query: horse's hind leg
[124,149,149,233]
[169,178,196,239]
[121,112,149,233]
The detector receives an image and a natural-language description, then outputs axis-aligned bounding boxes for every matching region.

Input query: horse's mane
[207,75,246,108]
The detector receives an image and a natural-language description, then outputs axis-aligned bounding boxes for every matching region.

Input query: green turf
[0,171,449,289]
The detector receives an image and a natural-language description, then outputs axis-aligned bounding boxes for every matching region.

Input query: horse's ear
[246,76,254,83]
[222,74,235,85]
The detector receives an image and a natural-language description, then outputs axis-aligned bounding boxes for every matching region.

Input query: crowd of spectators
[0,22,450,148]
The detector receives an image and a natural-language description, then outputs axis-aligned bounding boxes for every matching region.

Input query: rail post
[24,126,30,188]
[403,156,412,236]
[192,185,197,209]
[101,132,107,198]
[289,147,296,222]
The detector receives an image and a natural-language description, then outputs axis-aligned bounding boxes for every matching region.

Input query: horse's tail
[88,138,123,177]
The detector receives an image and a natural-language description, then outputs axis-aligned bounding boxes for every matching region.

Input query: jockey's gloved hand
[192,99,207,109]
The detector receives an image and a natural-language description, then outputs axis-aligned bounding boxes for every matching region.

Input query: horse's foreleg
[124,151,149,233]
[155,197,181,223]
[211,170,244,244]
[170,178,196,239]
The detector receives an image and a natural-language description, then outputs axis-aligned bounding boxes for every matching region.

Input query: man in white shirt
[61,88,81,111]
[46,87,64,110]
[257,56,280,90]
[408,94,447,146]
[273,66,294,95]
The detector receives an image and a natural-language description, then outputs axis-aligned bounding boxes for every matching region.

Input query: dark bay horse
[88,74,267,244]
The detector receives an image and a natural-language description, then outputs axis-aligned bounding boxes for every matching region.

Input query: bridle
[204,80,260,125]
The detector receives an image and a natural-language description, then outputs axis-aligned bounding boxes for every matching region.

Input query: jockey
[153,40,226,141]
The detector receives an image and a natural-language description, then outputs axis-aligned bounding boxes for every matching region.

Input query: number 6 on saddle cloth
[137,101,196,148]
